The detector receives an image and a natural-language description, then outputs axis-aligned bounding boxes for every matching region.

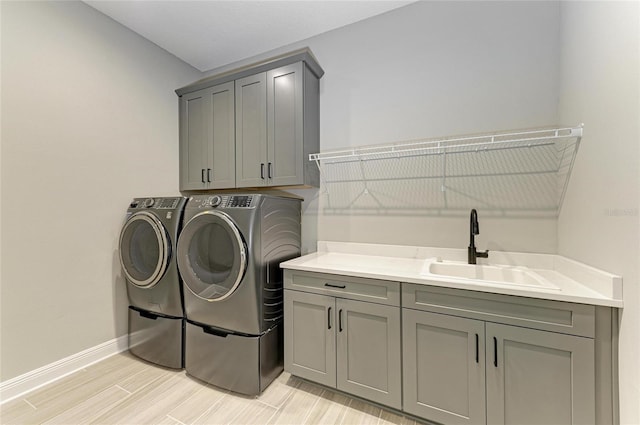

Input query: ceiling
[84,1,413,72]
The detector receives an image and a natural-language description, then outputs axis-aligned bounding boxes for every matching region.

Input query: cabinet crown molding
[176,47,324,97]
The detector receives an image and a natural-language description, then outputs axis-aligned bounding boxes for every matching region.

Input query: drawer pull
[327,307,332,330]
[324,283,346,289]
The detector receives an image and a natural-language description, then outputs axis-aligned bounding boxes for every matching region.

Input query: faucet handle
[477,250,489,259]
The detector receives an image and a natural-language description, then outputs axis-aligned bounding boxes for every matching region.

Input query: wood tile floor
[0,352,420,425]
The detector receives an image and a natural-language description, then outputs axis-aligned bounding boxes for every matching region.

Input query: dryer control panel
[195,195,255,209]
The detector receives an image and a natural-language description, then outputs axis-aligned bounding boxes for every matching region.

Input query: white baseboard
[0,336,128,404]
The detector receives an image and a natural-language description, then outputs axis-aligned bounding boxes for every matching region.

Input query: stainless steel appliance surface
[119,196,187,369]
[177,193,301,394]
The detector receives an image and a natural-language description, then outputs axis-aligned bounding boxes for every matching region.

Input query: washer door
[177,210,247,302]
[119,211,170,288]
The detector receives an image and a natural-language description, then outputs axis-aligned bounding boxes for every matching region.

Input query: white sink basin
[425,261,559,290]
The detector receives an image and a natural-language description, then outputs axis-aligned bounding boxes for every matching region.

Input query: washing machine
[119,196,187,369]
[177,193,301,395]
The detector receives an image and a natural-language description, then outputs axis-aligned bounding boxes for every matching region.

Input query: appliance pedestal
[128,306,184,369]
[185,320,282,395]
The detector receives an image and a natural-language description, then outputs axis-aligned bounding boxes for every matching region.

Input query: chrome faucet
[468,209,489,264]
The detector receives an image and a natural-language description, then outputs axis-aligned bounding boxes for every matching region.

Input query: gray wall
[313,0,561,254]
[557,2,640,423]
[0,1,200,380]
[246,1,561,254]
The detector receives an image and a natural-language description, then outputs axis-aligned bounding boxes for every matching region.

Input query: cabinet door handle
[327,307,332,330]
[207,168,211,182]
[260,163,265,179]
[493,336,498,367]
[201,168,206,183]
[475,333,479,363]
[338,309,343,332]
[324,283,346,289]
[268,162,273,179]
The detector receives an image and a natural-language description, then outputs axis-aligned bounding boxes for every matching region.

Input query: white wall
[557,2,640,423]
[0,1,200,381]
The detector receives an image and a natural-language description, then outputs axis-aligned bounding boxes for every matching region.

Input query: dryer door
[119,211,170,288]
[177,210,247,302]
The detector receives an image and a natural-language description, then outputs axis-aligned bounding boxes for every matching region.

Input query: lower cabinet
[403,309,596,425]
[284,289,402,410]
[283,273,610,425]
[402,310,486,425]
[486,322,595,425]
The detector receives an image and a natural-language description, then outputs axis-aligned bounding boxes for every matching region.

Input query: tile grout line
[375,404,383,425]
[191,393,228,424]
[255,398,280,410]
[338,397,355,425]
[300,388,323,425]
[114,384,132,395]
[166,413,187,425]
[22,398,37,410]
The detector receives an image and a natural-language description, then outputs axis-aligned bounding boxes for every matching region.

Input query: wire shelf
[310,125,583,216]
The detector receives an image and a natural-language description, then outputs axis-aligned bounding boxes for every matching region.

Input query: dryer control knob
[143,198,155,208]
[210,195,222,207]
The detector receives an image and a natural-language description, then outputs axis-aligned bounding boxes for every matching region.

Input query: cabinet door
[283,290,336,388]
[179,89,209,190]
[486,323,595,425]
[267,62,303,186]
[336,298,401,410]
[235,72,267,187]
[403,309,486,425]
[208,81,235,189]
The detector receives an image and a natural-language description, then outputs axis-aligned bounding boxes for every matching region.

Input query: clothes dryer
[177,193,301,394]
[119,196,187,368]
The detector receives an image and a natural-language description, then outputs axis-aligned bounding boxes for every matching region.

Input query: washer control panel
[129,197,181,210]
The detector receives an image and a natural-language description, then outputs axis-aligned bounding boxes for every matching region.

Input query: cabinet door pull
[493,336,498,367]
[475,333,479,363]
[327,307,332,330]
[207,168,211,182]
[324,283,346,289]
[268,162,273,179]
[338,309,343,332]
[260,163,265,179]
[201,168,206,183]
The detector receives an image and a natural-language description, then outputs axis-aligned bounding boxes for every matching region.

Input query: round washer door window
[177,210,247,302]
[119,211,170,288]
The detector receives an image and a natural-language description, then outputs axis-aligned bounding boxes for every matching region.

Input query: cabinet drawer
[402,283,595,338]
[284,270,400,306]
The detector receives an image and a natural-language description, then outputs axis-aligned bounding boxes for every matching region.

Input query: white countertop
[280,241,623,308]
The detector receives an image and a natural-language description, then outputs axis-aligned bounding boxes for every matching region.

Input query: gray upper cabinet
[236,62,318,188]
[177,49,323,191]
[235,73,267,187]
[179,82,235,190]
